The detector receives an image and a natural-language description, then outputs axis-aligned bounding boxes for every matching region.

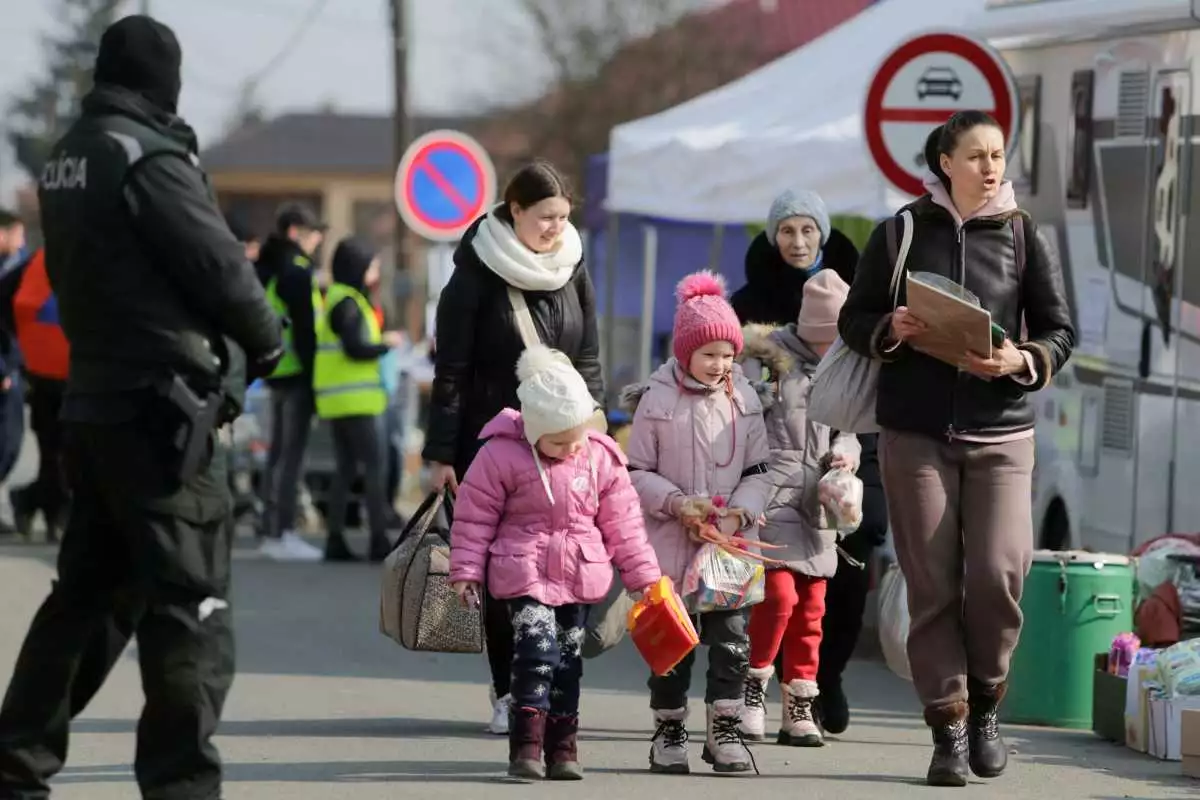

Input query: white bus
[976,0,1200,554]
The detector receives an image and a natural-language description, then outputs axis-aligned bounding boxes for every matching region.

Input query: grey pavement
[0,531,1195,800]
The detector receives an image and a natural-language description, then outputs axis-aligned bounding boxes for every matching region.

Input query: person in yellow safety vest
[314,237,404,562]
[254,202,327,562]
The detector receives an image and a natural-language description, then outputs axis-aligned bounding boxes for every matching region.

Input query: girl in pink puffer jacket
[622,271,772,776]
[449,345,661,783]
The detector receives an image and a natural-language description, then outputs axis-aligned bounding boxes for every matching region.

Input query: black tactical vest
[38,106,227,394]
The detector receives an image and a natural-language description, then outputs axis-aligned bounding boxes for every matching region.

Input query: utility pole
[388,0,412,326]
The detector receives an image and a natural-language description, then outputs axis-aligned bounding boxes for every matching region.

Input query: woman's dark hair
[923,110,1003,191]
[495,160,573,224]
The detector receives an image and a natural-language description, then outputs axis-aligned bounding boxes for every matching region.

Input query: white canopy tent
[605,0,989,223]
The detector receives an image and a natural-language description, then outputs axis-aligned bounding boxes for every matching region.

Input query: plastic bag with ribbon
[678,496,784,614]
[682,542,766,613]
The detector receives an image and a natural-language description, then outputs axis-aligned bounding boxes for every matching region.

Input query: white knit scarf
[470,207,583,292]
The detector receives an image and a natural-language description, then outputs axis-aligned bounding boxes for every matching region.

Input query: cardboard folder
[905,274,994,365]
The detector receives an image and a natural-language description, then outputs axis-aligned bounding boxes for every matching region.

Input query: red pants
[748,570,827,683]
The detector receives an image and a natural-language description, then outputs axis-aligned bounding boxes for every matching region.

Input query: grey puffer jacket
[740,324,861,579]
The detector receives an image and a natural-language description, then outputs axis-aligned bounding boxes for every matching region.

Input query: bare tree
[481,0,760,202]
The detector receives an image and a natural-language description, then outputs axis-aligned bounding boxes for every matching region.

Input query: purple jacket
[621,361,773,586]
[449,409,662,605]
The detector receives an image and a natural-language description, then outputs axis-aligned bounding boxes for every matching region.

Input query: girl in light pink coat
[622,271,772,776]
[449,345,661,783]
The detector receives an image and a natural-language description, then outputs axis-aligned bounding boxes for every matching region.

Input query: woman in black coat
[423,161,604,735]
[730,188,887,738]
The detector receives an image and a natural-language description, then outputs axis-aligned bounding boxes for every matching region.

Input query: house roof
[200,112,479,175]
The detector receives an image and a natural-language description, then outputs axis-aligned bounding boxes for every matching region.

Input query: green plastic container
[1003,550,1134,729]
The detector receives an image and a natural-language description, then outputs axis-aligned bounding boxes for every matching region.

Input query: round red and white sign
[864,31,1020,197]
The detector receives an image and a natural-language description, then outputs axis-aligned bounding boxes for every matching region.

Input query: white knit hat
[516,345,596,445]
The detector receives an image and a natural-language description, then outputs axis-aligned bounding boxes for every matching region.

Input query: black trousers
[327,415,388,545]
[649,609,749,708]
[0,376,24,485]
[261,385,313,539]
[0,419,235,800]
[11,379,68,528]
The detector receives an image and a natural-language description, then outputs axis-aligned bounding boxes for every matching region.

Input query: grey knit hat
[766,189,831,247]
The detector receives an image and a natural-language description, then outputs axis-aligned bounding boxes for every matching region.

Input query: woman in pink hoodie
[622,271,772,776]
[449,345,661,783]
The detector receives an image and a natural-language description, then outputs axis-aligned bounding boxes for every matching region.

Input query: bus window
[1067,69,1095,208]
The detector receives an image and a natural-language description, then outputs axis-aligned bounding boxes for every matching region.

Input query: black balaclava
[94,15,183,114]
[331,237,378,293]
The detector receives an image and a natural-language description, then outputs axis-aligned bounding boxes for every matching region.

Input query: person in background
[423,160,604,735]
[314,237,403,562]
[0,247,69,543]
[224,212,264,527]
[0,210,28,536]
[255,202,326,562]
[225,212,261,263]
[838,112,1074,786]
[730,188,888,736]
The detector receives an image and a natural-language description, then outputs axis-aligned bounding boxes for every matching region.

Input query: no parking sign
[864,31,1020,197]
[394,130,497,242]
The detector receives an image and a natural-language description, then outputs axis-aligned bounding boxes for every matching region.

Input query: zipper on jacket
[948,224,967,442]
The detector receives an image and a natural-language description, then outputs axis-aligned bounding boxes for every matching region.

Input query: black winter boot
[967,679,1008,778]
[815,678,850,735]
[324,532,361,562]
[509,707,547,780]
[924,703,970,787]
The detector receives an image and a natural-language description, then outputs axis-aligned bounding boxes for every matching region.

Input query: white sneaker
[488,690,511,735]
[740,665,773,741]
[649,707,690,774]
[260,531,323,562]
[779,679,824,747]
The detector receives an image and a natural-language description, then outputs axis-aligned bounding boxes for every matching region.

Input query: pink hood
[923,173,1018,226]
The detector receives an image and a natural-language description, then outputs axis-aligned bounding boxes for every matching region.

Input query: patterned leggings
[509,598,588,715]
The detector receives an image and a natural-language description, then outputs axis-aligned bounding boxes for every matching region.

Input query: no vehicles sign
[864,31,1019,197]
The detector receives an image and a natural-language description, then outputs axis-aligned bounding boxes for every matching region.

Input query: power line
[244,0,334,91]
[156,0,380,34]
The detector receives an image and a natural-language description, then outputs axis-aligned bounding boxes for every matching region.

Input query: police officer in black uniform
[0,16,283,800]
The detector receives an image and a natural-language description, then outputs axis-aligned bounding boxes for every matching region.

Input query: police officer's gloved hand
[247,346,284,383]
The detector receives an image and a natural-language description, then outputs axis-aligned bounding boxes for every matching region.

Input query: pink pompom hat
[672,270,744,366]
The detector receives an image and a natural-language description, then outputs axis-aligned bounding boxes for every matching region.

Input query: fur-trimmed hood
[737,323,822,409]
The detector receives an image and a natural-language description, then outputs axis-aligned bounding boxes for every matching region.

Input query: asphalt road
[0,531,1195,800]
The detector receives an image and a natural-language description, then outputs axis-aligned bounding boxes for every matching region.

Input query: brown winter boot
[967,679,1008,778]
[508,707,547,780]
[924,702,970,787]
[545,714,584,780]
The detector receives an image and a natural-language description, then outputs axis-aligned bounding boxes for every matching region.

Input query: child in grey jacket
[736,270,862,747]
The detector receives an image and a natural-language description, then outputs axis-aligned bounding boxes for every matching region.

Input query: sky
[0,0,581,204]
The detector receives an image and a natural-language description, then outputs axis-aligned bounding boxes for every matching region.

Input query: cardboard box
[1093,653,1127,742]
[1126,664,1155,753]
[1148,696,1200,761]
[1184,709,1200,778]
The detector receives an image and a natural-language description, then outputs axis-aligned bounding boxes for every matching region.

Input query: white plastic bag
[878,562,913,682]
[817,468,863,535]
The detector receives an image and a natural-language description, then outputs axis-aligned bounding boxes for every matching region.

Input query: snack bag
[682,542,766,613]
[817,468,864,535]
[1156,638,1200,696]
[1108,632,1141,677]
